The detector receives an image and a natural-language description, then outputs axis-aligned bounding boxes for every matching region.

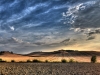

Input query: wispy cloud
[0,0,100,53]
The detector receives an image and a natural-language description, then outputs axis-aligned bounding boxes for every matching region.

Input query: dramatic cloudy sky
[0,0,100,53]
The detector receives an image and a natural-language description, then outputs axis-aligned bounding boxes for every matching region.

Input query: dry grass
[0,63,100,75]
[1,56,100,62]
[1,51,100,62]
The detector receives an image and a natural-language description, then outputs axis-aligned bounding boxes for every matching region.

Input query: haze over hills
[26,50,100,57]
[1,50,100,57]
[0,50,100,62]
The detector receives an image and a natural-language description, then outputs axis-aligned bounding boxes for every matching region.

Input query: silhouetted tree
[91,56,97,63]
[0,58,2,62]
[27,60,31,62]
[45,60,48,63]
[32,59,41,63]
[11,51,13,54]
[0,58,6,62]
[61,59,67,63]
[11,60,15,62]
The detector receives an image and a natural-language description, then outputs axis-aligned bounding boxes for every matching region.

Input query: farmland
[1,50,100,62]
[0,63,100,75]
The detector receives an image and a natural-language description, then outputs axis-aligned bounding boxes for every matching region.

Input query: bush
[61,59,67,63]
[27,60,31,62]
[69,59,74,63]
[0,58,2,62]
[11,51,13,54]
[91,56,97,63]
[0,59,6,62]
[32,59,41,63]
[1,60,6,62]
[11,60,15,62]
[45,60,48,63]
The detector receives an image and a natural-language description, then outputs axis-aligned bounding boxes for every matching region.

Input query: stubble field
[0,63,100,75]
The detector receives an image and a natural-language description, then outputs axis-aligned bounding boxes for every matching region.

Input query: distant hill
[25,50,100,57]
[1,50,100,57]
[0,50,100,62]
[0,51,34,62]
[0,51,25,57]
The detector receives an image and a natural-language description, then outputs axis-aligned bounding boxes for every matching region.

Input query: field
[1,51,100,63]
[0,63,100,75]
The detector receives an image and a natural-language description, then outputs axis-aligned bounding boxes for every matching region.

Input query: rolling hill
[26,50,100,57]
[0,50,100,62]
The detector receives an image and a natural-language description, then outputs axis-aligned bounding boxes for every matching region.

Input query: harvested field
[1,51,100,62]
[0,63,100,75]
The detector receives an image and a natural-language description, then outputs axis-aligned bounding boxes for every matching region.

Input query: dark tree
[61,59,67,63]
[0,58,2,62]
[27,60,31,62]
[11,51,13,54]
[91,56,97,63]
[11,60,15,62]
[32,59,41,63]
[45,60,48,63]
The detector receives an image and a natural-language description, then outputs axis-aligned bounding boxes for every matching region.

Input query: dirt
[0,63,100,75]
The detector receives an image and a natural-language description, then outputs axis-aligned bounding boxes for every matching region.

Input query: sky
[0,0,100,54]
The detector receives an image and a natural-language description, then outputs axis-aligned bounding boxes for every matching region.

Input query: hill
[0,50,100,62]
[26,50,100,57]
[0,51,33,62]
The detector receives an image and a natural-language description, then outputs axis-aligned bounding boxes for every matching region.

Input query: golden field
[0,50,100,62]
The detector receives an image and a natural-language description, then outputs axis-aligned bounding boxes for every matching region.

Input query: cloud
[72,1,100,28]
[88,29,100,36]
[9,26,15,31]
[60,38,70,44]
[86,36,95,40]
[0,0,100,53]
[0,0,69,32]
[0,37,23,44]
[63,0,100,29]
